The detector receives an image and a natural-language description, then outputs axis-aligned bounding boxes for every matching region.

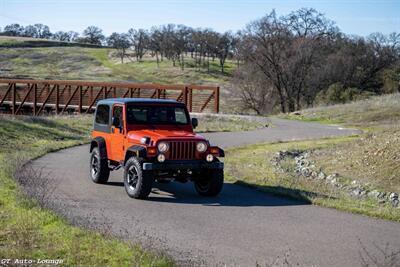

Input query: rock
[326,173,338,181]
[318,172,326,179]
[330,178,338,184]
[292,111,301,115]
[367,190,380,199]
[392,199,399,208]
[377,192,386,199]
[301,167,311,177]
[351,188,362,196]
[389,192,399,201]
[311,171,318,178]
[351,180,359,186]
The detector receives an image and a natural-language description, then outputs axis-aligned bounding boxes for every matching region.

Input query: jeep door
[109,104,125,161]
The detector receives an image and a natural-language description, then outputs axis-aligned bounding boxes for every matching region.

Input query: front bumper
[143,160,224,171]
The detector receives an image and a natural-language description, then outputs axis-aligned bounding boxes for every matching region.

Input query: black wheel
[90,147,110,184]
[194,168,224,197]
[124,157,154,199]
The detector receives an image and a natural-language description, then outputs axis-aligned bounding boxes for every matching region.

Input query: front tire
[124,157,154,199]
[194,169,224,197]
[90,147,110,184]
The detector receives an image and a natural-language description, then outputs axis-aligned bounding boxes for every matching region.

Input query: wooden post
[89,86,93,106]
[33,84,37,115]
[183,86,188,106]
[188,87,193,112]
[55,85,59,114]
[12,83,16,115]
[78,86,82,113]
[215,86,220,113]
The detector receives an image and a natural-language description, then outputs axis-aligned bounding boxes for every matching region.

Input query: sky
[0,0,399,36]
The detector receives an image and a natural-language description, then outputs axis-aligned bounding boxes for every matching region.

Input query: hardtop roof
[97,98,182,105]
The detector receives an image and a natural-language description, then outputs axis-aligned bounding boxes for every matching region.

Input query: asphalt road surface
[31,118,400,266]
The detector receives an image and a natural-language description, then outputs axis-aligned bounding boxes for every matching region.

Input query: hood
[127,129,205,144]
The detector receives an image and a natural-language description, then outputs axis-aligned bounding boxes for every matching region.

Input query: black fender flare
[90,137,108,159]
[124,145,147,165]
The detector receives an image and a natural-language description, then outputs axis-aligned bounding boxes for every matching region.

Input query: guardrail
[0,79,220,115]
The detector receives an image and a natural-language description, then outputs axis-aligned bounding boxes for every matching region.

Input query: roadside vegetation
[226,94,400,221]
[0,115,173,266]
[193,113,266,132]
[279,93,400,128]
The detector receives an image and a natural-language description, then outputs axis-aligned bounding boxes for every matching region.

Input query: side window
[113,106,123,125]
[175,107,187,124]
[95,105,110,125]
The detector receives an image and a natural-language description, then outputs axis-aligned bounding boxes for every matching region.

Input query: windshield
[126,105,189,125]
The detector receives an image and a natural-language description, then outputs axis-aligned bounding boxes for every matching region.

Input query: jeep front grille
[168,141,196,160]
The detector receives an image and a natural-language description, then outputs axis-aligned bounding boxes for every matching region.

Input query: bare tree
[238,9,337,112]
[216,31,233,73]
[107,32,131,63]
[234,63,278,114]
[128,28,149,61]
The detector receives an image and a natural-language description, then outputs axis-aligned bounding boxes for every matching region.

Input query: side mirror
[112,117,121,127]
[191,117,198,129]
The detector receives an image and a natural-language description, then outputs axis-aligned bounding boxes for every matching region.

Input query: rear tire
[124,157,154,199]
[90,147,110,184]
[194,168,224,197]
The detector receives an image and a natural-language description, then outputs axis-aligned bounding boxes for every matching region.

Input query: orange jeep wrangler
[89,98,224,199]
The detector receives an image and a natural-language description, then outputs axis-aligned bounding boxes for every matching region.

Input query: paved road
[31,118,400,266]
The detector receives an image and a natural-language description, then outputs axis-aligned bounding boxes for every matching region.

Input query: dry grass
[280,93,400,128]
[226,93,400,221]
[312,127,400,193]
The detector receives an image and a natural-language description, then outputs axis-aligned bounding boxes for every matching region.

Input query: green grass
[89,49,235,84]
[0,115,173,266]
[224,135,400,221]
[0,44,234,85]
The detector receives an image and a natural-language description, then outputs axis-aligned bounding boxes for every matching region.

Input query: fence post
[78,86,82,113]
[188,87,193,112]
[55,85,59,114]
[12,83,16,115]
[183,86,188,106]
[33,84,37,115]
[215,86,220,113]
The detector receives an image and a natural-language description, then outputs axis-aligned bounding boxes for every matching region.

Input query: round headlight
[206,154,214,162]
[196,142,207,152]
[157,142,169,152]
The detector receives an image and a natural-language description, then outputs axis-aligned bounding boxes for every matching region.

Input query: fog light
[157,154,166,162]
[206,154,214,162]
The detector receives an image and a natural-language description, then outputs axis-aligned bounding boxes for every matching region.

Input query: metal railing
[0,79,220,115]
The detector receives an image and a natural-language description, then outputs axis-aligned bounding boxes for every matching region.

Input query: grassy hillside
[0,36,234,84]
[226,93,400,221]
[0,36,239,112]
[0,115,172,266]
[279,93,400,128]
